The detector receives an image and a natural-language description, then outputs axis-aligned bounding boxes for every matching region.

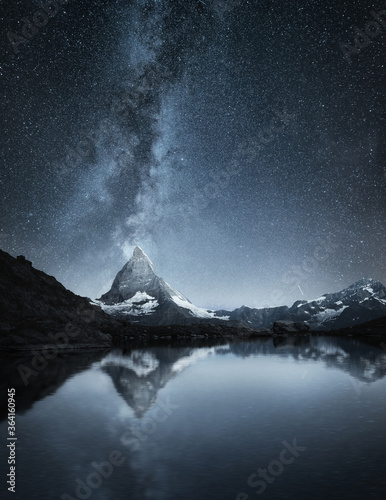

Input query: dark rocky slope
[0,250,118,349]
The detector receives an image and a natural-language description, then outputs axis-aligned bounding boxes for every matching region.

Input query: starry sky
[1,0,385,310]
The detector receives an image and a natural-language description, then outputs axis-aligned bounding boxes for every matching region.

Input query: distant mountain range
[217,278,386,330]
[97,246,386,330]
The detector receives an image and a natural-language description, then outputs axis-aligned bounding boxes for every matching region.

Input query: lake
[1,336,386,499]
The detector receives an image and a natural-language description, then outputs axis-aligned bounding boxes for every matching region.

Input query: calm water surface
[1,336,386,500]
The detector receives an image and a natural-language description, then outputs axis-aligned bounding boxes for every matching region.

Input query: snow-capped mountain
[96,246,229,325]
[96,248,386,330]
[219,278,386,330]
[289,278,386,330]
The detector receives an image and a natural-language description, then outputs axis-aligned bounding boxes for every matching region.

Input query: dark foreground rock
[314,316,386,337]
[0,349,109,421]
[0,250,118,349]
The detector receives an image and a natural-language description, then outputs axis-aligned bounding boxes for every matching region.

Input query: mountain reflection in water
[1,336,386,500]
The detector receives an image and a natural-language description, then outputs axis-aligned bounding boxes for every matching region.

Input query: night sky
[1,0,385,310]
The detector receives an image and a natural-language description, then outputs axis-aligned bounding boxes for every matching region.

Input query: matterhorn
[97,246,229,325]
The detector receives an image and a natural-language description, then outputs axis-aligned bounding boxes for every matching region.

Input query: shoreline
[1,319,385,353]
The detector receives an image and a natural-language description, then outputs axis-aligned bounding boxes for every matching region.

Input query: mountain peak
[133,246,146,258]
[98,246,191,309]
[129,246,155,272]
[347,277,378,290]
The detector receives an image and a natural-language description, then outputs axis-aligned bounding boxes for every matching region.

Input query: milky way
[1,0,385,309]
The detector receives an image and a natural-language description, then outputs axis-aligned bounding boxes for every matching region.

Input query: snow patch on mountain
[361,286,386,305]
[164,282,188,302]
[96,291,159,316]
[309,305,349,326]
[171,295,230,320]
